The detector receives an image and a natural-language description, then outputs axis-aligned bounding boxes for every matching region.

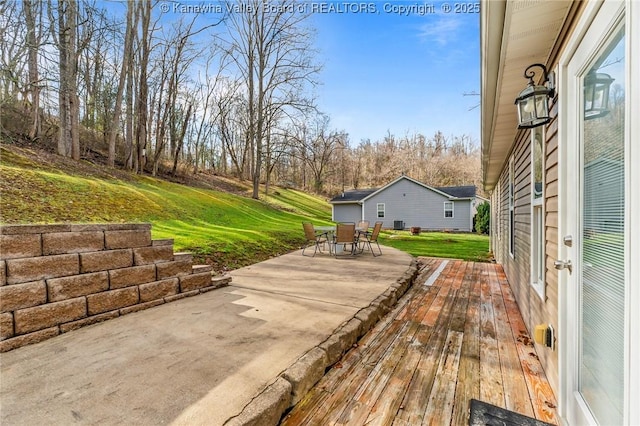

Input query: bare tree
[224,0,319,199]
[106,1,135,167]
[23,0,43,140]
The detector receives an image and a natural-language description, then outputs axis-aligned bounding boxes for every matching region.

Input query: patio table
[315,225,337,254]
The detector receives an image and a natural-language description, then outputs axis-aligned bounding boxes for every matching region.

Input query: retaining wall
[0,223,230,352]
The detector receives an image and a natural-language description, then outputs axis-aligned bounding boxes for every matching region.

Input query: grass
[0,145,333,270]
[1,144,491,269]
[379,230,491,262]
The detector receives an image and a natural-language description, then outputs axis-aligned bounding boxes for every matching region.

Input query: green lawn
[379,230,491,262]
[1,145,492,268]
[0,146,334,269]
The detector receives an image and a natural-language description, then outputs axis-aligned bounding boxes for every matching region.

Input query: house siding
[332,204,362,223]
[491,98,560,394]
[362,179,472,231]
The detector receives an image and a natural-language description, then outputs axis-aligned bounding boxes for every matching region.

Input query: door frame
[557,0,639,424]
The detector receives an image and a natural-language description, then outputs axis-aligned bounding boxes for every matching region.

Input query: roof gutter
[480,0,507,192]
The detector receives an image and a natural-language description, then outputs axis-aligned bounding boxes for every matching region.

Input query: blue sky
[308,2,480,145]
[108,0,481,147]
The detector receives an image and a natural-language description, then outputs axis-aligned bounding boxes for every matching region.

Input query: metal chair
[333,222,357,257]
[359,221,383,256]
[302,222,330,256]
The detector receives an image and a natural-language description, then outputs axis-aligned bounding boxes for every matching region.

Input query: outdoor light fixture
[584,71,614,120]
[515,63,556,129]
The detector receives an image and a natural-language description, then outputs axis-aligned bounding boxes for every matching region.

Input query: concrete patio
[0,245,414,425]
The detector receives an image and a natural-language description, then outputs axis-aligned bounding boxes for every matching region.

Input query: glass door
[578,26,625,425]
[563,2,627,423]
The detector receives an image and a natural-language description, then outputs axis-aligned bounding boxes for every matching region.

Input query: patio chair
[333,222,357,257]
[302,222,330,256]
[356,220,370,232]
[359,221,383,256]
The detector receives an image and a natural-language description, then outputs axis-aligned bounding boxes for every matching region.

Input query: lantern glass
[516,84,551,128]
[584,72,614,119]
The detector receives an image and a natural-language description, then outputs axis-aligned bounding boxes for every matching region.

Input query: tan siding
[489,102,560,396]
[541,98,559,392]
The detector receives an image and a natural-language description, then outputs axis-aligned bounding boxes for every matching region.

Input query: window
[531,127,545,298]
[377,203,385,218]
[509,156,515,257]
[444,201,454,218]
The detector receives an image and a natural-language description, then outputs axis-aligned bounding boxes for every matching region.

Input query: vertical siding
[362,179,473,231]
[490,99,559,395]
[333,204,362,223]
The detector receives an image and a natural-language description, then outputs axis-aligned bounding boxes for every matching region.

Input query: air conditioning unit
[393,220,404,230]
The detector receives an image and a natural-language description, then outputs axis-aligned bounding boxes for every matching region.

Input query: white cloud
[418,17,462,46]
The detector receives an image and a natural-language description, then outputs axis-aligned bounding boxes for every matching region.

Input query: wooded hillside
[1,0,481,198]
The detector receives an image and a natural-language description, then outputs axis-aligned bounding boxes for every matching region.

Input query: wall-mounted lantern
[584,71,614,120]
[515,63,556,129]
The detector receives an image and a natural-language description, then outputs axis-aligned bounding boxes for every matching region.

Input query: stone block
[212,274,232,286]
[152,239,173,246]
[67,223,151,232]
[0,234,42,260]
[340,317,364,343]
[47,272,109,302]
[87,287,138,315]
[6,254,79,285]
[355,305,382,335]
[14,298,86,334]
[0,260,5,286]
[103,223,152,232]
[371,298,392,318]
[0,327,59,353]
[224,377,292,426]
[42,231,105,255]
[281,347,328,407]
[0,224,71,235]
[173,252,193,263]
[109,265,157,289]
[192,264,213,274]
[80,249,132,273]
[104,229,152,250]
[133,246,173,265]
[0,280,47,313]
[164,291,196,303]
[320,318,363,366]
[156,260,192,279]
[60,311,119,333]
[319,334,344,366]
[119,299,164,315]
[199,276,231,293]
[0,312,14,340]
[179,271,212,292]
[139,278,179,303]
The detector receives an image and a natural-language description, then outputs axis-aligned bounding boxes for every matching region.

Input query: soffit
[481,0,572,191]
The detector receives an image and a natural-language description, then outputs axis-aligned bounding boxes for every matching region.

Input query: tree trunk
[107,1,134,168]
[172,103,192,176]
[57,0,70,157]
[135,0,151,174]
[23,0,41,140]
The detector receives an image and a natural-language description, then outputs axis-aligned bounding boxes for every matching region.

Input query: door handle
[554,259,572,273]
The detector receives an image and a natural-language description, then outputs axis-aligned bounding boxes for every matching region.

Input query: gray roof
[330,180,477,203]
[435,185,476,199]
[330,188,378,203]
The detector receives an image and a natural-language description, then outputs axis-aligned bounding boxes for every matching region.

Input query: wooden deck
[281,258,559,426]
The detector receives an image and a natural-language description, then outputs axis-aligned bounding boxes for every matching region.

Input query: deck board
[281,258,559,426]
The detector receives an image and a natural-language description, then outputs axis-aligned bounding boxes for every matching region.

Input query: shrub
[475,201,490,235]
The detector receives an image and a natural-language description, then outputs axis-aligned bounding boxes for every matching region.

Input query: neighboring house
[481,1,638,425]
[329,175,477,232]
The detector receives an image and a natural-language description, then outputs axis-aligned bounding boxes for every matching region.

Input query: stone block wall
[0,223,231,352]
